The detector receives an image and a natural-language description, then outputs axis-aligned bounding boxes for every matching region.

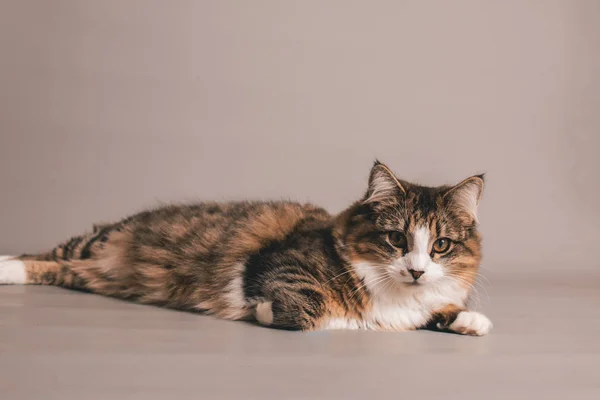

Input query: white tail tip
[0,258,26,284]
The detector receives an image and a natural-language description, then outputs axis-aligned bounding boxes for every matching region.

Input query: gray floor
[1,271,599,399]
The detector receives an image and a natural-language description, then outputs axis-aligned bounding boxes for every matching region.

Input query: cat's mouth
[393,273,427,287]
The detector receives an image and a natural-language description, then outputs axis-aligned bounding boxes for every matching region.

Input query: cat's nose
[408,269,424,280]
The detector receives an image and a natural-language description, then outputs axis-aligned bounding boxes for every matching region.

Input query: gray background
[1,1,599,273]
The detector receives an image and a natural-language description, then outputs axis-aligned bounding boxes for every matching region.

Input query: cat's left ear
[443,174,485,221]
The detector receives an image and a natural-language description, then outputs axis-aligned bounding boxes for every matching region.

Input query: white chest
[321,301,429,331]
[320,286,467,331]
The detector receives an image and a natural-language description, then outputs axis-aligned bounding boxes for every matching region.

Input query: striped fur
[0,161,491,334]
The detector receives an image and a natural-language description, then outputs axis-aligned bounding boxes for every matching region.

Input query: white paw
[0,259,27,284]
[255,301,273,326]
[449,311,493,336]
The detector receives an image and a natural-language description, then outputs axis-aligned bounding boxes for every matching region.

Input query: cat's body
[0,162,492,335]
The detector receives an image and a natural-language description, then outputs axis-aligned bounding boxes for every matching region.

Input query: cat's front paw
[448,311,492,336]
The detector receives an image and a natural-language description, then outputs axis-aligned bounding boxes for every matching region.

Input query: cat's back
[123,200,332,258]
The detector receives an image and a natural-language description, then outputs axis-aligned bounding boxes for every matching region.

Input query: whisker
[446,274,487,310]
[322,269,355,286]
[449,271,491,306]
[348,274,388,302]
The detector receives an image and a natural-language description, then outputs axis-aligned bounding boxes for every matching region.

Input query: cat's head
[335,161,484,297]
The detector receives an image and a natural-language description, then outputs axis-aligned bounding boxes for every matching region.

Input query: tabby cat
[0,161,492,335]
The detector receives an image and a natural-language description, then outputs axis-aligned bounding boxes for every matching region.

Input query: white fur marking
[219,264,248,319]
[346,259,469,331]
[409,227,431,271]
[321,300,432,331]
[413,227,429,254]
[321,317,362,330]
[223,275,246,309]
[449,311,493,336]
[0,259,27,284]
[256,301,274,326]
[0,255,16,262]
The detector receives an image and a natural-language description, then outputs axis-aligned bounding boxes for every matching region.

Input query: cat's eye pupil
[388,231,407,248]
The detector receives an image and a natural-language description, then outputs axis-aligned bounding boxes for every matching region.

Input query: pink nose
[408,269,424,280]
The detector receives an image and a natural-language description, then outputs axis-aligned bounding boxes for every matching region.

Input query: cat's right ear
[363,160,406,204]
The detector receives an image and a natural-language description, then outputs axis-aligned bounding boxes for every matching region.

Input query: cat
[0,161,492,335]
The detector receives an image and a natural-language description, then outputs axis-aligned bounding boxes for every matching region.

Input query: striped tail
[0,255,86,288]
[0,222,121,287]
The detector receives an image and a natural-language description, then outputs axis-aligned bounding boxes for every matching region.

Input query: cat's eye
[433,238,452,253]
[387,231,407,248]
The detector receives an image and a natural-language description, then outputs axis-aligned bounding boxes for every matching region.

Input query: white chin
[394,278,425,287]
[403,281,427,287]
[397,278,438,288]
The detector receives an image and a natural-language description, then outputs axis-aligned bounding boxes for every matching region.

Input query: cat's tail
[0,223,121,288]
[0,255,87,288]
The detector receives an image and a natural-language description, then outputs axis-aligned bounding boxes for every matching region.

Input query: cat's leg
[255,288,327,331]
[426,304,493,336]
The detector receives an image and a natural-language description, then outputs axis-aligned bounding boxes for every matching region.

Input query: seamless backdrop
[1,0,599,275]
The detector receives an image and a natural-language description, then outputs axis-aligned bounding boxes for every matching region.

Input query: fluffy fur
[0,161,491,334]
